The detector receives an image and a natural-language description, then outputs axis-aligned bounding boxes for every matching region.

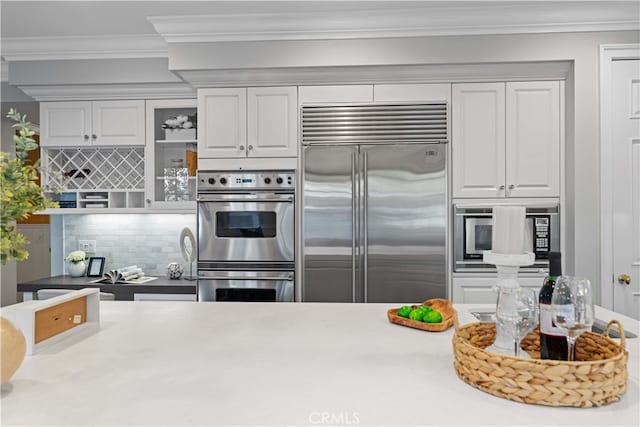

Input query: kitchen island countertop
[1,302,638,426]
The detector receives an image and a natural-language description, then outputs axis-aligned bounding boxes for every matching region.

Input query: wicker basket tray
[387,299,456,332]
[452,319,628,408]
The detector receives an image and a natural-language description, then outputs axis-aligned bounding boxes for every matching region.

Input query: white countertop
[1,302,638,426]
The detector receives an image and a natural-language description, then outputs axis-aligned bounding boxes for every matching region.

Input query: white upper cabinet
[247,87,297,158]
[41,102,92,147]
[40,101,145,147]
[198,88,247,158]
[91,101,146,146]
[506,81,560,198]
[452,83,506,198]
[144,99,197,210]
[452,81,561,199]
[198,87,296,158]
[298,85,373,104]
[374,83,451,103]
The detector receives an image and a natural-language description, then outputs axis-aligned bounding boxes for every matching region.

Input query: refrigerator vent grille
[302,103,447,144]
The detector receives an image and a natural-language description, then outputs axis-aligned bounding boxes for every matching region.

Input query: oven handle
[197,194,294,203]
[198,272,294,281]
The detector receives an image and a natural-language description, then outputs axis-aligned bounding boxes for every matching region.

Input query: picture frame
[86,257,106,277]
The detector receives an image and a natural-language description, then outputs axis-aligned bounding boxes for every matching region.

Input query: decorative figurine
[167,262,184,280]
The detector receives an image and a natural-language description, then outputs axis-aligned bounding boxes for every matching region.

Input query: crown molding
[148,3,639,43]
[18,83,195,101]
[176,61,572,88]
[1,34,167,61]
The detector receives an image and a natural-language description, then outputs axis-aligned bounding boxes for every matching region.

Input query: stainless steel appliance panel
[198,194,294,263]
[302,145,358,302]
[198,270,294,302]
[363,144,447,302]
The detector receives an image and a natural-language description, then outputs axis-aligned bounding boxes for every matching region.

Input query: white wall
[59,214,196,277]
[171,30,640,303]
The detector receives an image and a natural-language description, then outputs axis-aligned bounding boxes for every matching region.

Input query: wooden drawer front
[34,296,87,343]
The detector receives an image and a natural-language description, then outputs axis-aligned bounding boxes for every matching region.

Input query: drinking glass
[495,288,538,357]
[550,277,594,361]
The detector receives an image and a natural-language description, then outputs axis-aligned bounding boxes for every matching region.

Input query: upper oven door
[197,193,294,263]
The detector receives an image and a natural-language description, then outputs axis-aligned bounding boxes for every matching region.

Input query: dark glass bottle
[539,252,568,360]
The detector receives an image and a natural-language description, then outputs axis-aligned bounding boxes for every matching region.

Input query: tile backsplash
[62,214,197,276]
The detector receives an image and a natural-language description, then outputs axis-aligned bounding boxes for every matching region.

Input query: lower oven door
[197,270,294,302]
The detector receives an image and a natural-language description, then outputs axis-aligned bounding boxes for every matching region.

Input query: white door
[92,100,145,146]
[198,88,247,158]
[506,81,560,198]
[451,83,506,198]
[612,59,640,319]
[247,87,297,158]
[40,102,92,146]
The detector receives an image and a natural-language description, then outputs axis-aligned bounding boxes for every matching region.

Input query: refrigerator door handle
[363,151,369,303]
[351,151,357,303]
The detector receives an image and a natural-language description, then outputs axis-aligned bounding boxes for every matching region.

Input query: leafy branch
[1,109,58,264]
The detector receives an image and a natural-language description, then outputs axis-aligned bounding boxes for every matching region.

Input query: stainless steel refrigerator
[301,103,448,303]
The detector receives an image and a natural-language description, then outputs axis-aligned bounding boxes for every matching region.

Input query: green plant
[65,250,87,264]
[1,109,57,264]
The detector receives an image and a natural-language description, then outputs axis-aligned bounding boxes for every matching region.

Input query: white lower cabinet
[133,293,196,302]
[452,276,544,304]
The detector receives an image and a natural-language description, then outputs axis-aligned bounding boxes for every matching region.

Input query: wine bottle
[539,252,568,359]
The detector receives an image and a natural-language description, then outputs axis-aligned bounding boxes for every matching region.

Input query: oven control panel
[198,170,295,191]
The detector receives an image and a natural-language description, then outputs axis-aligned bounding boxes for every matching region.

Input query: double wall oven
[197,170,295,302]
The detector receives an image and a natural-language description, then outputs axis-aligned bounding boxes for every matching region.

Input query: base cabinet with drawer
[452,275,544,304]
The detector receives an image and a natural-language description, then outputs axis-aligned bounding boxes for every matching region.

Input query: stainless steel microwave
[453,203,560,272]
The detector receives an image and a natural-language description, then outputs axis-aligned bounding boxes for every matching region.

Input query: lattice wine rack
[43,147,146,210]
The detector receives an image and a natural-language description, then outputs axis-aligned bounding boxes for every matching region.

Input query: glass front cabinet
[145,99,197,210]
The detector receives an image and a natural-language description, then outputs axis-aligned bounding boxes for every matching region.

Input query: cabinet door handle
[239,145,245,151]
[91,134,97,140]
[248,145,253,150]
[83,134,90,141]
[508,184,515,190]
[499,185,505,190]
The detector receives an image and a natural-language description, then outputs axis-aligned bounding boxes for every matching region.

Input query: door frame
[599,43,640,310]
